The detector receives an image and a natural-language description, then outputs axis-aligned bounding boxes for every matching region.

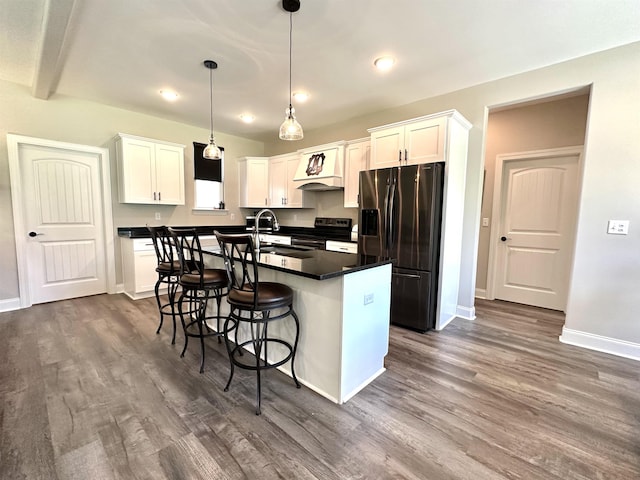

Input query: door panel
[22,145,107,304]
[495,154,580,310]
[358,168,392,257]
[391,163,443,271]
[391,268,433,331]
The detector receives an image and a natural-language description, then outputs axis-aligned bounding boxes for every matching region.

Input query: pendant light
[203,59,221,160]
[279,0,303,141]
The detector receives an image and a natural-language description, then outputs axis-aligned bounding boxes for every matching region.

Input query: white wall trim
[7,134,116,308]
[435,314,457,331]
[456,305,476,320]
[486,145,583,301]
[0,297,22,313]
[475,288,487,299]
[560,327,640,362]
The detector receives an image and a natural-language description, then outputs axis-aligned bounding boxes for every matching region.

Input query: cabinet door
[154,143,185,205]
[344,141,370,207]
[405,117,446,165]
[370,126,404,169]
[239,158,269,208]
[135,250,160,293]
[118,137,155,203]
[285,154,305,207]
[269,157,287,206]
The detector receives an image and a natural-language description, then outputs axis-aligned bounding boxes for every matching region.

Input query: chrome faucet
[253,208,280,251]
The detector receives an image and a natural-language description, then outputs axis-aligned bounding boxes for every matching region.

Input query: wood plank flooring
[1,294,638,479]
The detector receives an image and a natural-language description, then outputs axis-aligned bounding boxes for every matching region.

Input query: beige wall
[477,94,590,290]
[262,41,640,347]
[3,41,640,351]
[0,80,264,296]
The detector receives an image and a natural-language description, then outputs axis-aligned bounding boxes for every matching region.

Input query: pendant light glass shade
[203,134,221,160]
[279,105,303,140]
[279,7,303,140]
[203,60,221,160]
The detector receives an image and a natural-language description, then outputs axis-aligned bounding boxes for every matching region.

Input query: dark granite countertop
[117,225,354,243]
[204,246,390,280]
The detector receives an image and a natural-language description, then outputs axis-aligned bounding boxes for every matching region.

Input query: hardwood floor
[1,294,638,479]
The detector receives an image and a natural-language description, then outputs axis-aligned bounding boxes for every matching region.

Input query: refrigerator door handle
[388,182,397,250]
[383,183,391,250]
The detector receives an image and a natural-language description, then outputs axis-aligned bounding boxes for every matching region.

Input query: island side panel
[256,269,345,403]
[205,254,345,403]
[340,263,391,402]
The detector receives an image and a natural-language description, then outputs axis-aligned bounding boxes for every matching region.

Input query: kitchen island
[205,246,392,404]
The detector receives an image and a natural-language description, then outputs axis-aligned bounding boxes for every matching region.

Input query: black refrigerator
[358,162,444,332]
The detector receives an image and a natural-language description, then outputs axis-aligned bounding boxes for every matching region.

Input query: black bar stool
[214,231,301,415]
[147,225,180,344]
[169,227,229,373]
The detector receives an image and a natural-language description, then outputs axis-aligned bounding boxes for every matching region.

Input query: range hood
[293,142,346,191]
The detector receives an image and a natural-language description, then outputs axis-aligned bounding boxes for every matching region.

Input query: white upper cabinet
[368,114,447,169]
[344,138,370,208]
[116,133,185,205]
[238,157,269,208]
[269,153,313,208]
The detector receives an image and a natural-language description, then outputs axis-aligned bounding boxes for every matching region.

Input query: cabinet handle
[153,192,157,201]
[398,150,402,164]
[404,149,408,163]
[158,191,161,201]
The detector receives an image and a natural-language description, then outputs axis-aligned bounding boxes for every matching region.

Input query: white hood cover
[293,143,345,190]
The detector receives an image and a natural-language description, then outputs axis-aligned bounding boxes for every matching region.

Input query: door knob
[28,231,43,237]
[500,236,509,242]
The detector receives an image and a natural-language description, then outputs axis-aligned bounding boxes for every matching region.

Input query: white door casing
[7,135,116,308]
[487,146,582,311]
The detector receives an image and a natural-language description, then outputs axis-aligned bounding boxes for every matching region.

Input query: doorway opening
[477,88,591,312]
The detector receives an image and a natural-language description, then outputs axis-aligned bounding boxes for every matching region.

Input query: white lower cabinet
[326,240,357,254]
[121,238,159,300]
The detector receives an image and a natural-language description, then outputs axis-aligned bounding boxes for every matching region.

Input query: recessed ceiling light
[160,90,179,101]
[240,114,255,124]
[373,56,395,71]
[293,92,309,102]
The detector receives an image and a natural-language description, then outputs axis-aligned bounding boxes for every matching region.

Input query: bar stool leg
[290,308,302,388]
[154,275,164,334]
[178,292,189,358]
[168,277,179,345]
[223,314,236,392]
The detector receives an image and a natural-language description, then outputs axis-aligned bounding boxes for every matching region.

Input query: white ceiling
[2,0,640,141]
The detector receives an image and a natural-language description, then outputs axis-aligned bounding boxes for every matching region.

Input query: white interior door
[493,151,580,311]
[20,143,107,304]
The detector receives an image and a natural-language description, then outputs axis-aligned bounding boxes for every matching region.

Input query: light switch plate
[482,218,490,227]
[607,220,629,235]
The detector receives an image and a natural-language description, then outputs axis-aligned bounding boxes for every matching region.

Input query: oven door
[291,237,326,250]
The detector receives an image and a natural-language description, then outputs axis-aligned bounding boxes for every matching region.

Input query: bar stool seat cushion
[156,260,181,273]
[179,268,227,288]
[228,282,293,310]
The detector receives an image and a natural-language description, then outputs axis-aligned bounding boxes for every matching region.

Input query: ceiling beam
[31,0,78,99]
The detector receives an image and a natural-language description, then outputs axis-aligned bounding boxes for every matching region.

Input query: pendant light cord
[209,66,214,139]
[288,11,293,111]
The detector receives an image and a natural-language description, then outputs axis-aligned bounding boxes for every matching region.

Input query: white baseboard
[456,305,476,320]
[0,297,22,313]
[560,327,640,362]
[115,283,124,294]
[475,288,487,299]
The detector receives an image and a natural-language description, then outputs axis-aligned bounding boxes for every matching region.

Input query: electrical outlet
[482,217,490,227]
[155,212,161,221]
[364,293,374,305]
[607,220,629,235]
[230,213,235,221]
